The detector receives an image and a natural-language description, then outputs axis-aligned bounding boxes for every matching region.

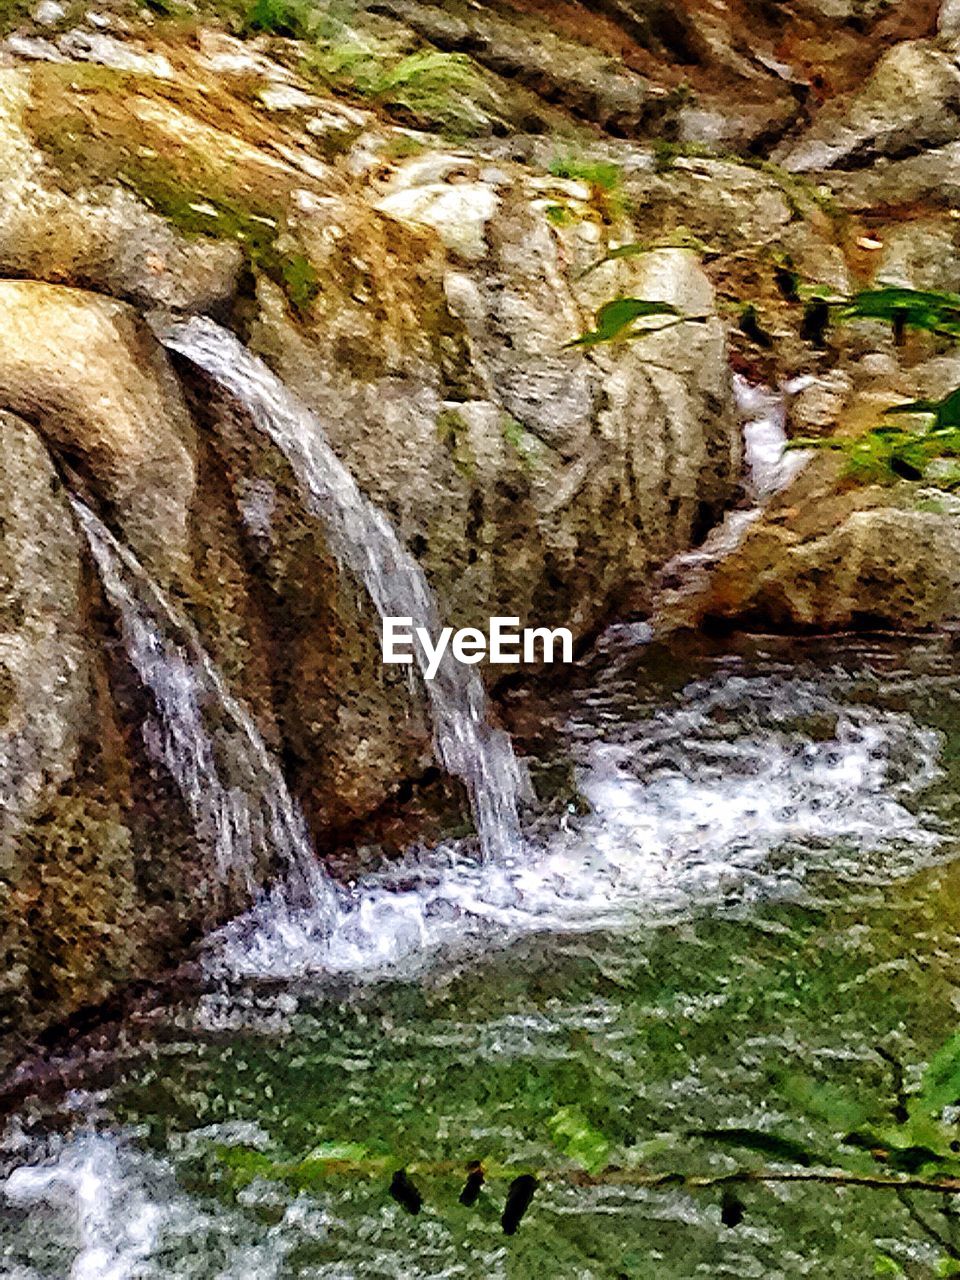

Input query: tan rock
[0,411,90,875]
[0,68,243,313]
[0,280,197,580]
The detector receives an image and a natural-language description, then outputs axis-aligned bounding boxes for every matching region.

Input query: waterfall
[652,377,813,632]
[154,316,524,863]
[71,497,339,924]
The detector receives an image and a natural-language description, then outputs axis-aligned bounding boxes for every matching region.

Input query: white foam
[735,374,811,500]
[0,1121,307,1280]
[207,672,944,984]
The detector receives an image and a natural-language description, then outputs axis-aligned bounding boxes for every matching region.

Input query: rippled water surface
[6,635,960,1277]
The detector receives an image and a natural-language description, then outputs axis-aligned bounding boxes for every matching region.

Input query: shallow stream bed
[6,635,960,1278]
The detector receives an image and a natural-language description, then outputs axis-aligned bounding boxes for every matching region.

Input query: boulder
[0,412,89,877]
[0,411,119,1065]
[248,195,739,644]
[776,40,960,172]
[0,280,197,581]
[0,280,275,731]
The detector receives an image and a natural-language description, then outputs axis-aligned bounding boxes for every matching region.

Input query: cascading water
[3,636,958,1280]
[153,316,524,863]
[207,646,946,983]
[653,375,813,627]
[71,497,339,923]
[737,374,810,501]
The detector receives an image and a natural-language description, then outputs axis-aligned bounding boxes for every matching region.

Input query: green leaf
[920,1030,960,1115]
[938,388,960,429]
[604,243,650,262]
[884,399,942,418]
[874,1254,904,1275]
[695,1128,815,1167]
[547,1106,612,1174]
[837,286,960,337]
[567,297,682,347]
[580,231,714,278]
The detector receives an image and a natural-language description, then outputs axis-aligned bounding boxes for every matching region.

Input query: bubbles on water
[0,1127,302,1279]
[206,660,948,985]
[2,641,958,1280]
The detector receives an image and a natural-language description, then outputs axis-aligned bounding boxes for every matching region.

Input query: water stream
[154,315,524,864]
[10,374,960,1275]
[71,497,339,921]
[4,633,960,1277]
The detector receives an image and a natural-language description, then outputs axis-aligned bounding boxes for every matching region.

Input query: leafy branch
[789,387,960,486]
[206,1030,960,1270]
[566,297,708,348]
[776,284,960,486]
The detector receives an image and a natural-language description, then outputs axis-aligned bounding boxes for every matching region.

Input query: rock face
[661,456,960,633]
[0,0,957,1069]
[0,14,749,1066]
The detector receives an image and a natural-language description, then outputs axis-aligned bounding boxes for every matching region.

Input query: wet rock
[250,215,739,645]
[623,155,795,254]
[0,412,90,876]
[187,352,434,837]
[32,1,65,25]
[720,492,960,631]
[0,412,145,1071]
[366,0,657,135]
[0,280,197,580]
[676,98,800,154]
[0,183,245,313]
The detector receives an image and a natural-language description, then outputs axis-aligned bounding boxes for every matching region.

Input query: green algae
[26,63,320,313]
[436,408,476,479]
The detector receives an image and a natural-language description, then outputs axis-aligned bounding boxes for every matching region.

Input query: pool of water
[5,635,960,1278]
